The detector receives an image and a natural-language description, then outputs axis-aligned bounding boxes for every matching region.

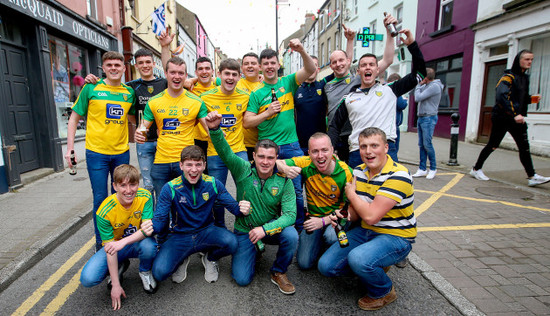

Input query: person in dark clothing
[470,49,550,187]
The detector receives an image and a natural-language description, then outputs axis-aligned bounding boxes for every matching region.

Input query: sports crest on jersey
[271,186,279,196]
[148,86,154,94]
[202,192,209,201]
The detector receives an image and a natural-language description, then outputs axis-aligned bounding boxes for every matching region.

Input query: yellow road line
[415,189,550,213]
[419,223,550,232]
[12,238,94,316]
[432,172,459,176]
[40,266,84,315]
[415,173,464,217]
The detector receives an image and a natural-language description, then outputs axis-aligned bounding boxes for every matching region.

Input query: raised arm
[343,24,356,62]
[378,13,397,73]
[292,39,316,84]
[159,26,175,69]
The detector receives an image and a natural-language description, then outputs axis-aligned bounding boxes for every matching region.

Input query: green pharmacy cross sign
[356,27,384,47]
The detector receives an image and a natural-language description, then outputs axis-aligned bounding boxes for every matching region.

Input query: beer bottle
[305,212,313,234]
[333,202,349,248]
[384,12,399,37]
[249,223,265,253]
[271,88,278,102]
[69,150,77,175]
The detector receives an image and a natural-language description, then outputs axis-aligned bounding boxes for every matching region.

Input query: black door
[0,42,40,173]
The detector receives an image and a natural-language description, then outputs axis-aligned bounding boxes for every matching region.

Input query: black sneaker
[107,259,130,290]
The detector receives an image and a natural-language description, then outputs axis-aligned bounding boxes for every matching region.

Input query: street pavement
[1,133,549,315]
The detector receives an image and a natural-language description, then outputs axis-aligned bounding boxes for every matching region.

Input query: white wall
[177,23,197,77]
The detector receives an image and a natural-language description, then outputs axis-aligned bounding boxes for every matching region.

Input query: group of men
[69,14,428,311]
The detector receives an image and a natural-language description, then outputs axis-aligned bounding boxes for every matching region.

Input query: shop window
[426,54,462,111]
[529,36,550,113]
[49,37,87,139]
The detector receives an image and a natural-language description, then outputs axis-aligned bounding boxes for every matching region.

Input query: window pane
[489,45,508,57]
[441,2,453,28]
[437,60,448,72]
[451,57,462,69]
[438,71,461,109]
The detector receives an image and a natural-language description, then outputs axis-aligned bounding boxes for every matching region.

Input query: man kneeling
[80,164,158,311]
[318,127,416,310]
[143,146,249,285]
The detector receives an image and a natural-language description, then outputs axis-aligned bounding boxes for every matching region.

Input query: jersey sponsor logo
[271,186,279,196]
[211,105,221,110]
[138,96,150,105]
[98,92,108,97]
[375,91,383,97]
[236,104,242,111]
[147,86,154,94]
[106,104,124,119]
[297,93,303,99]
[202,192,209,201]
[253,180,259,186]
[157,108,166,113]
[349,98,361,104]
[221,114,237,128]
[317,89,322,96]
[179,196,187,204]
[163,118,181,130]
[122,224,138,238]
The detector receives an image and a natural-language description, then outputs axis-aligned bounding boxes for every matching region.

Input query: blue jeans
[80,237,157,287]
[278,142,305,232]
[417,115,438,171]
[231,225,298,286]
[296,224,337,270]
[348,141,398,169]
[136,141,157,198]
[207,151,248,228]
[86,149,130,251]
[151,162,182,198]
[318,226,412,298]
[152,225,237,281]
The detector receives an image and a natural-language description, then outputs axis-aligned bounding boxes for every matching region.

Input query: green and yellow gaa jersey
[248,74,299,145]
[286,156,353,216]
[71,79,135,155]
[201,87,249,156]
[237,78,261,148]
[96,188,153,245]
[144,89,208,164]
[191,80,217,141]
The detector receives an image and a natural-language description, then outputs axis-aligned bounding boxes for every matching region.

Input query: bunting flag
[151,3,166,36]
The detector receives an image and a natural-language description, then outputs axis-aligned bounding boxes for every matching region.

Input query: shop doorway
[477,60,507,143]
[0,41,40,174]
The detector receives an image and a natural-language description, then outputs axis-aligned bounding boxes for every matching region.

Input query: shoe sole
[172,258,190,283]
[529,179,550,186]
[270,278,295,295]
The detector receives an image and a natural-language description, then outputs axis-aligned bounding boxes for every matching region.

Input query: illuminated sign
[356,27,384,48]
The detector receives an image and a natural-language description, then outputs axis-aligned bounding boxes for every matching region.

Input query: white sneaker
[528,174,550,187]
[426,169,437,179]
[412,169,428,177]
[172,257,190,283]
[201,252,219,283]
[470,168,489,181]
[139,270,157,294]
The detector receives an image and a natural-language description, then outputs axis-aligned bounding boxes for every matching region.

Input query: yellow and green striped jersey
[200,87,249,156]
[96,188,153,245]
[144,89,208,163]
[248,74,299,145]
[287,156,353,216]
[71,79,135,155]
[354,156,416,239]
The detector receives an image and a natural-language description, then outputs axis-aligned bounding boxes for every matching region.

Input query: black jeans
[474,117,535,177]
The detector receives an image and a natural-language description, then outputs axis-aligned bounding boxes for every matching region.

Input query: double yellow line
[12,238,93,315]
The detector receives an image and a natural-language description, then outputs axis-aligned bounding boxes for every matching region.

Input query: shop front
[0,0,117,191]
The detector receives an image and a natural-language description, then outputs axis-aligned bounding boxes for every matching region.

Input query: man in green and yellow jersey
[244,39,316,234]
[237,52,262,161]
[65,51,136,251]
[318,127,416,311]
[200,58,250,228]
[276,132,352,270]
[80,164,157,310]
[191,57,217,160]
[135,57,208,198]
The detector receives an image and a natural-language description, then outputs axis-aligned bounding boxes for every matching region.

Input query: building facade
[414,0,477,139]
[467,0,550,156]
[317,0,344,78]
[0,0,119,190]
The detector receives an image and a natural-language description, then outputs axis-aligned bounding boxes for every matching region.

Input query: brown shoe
[270,272,295,295]
[358,287,397,311]
[383,266,391,273]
